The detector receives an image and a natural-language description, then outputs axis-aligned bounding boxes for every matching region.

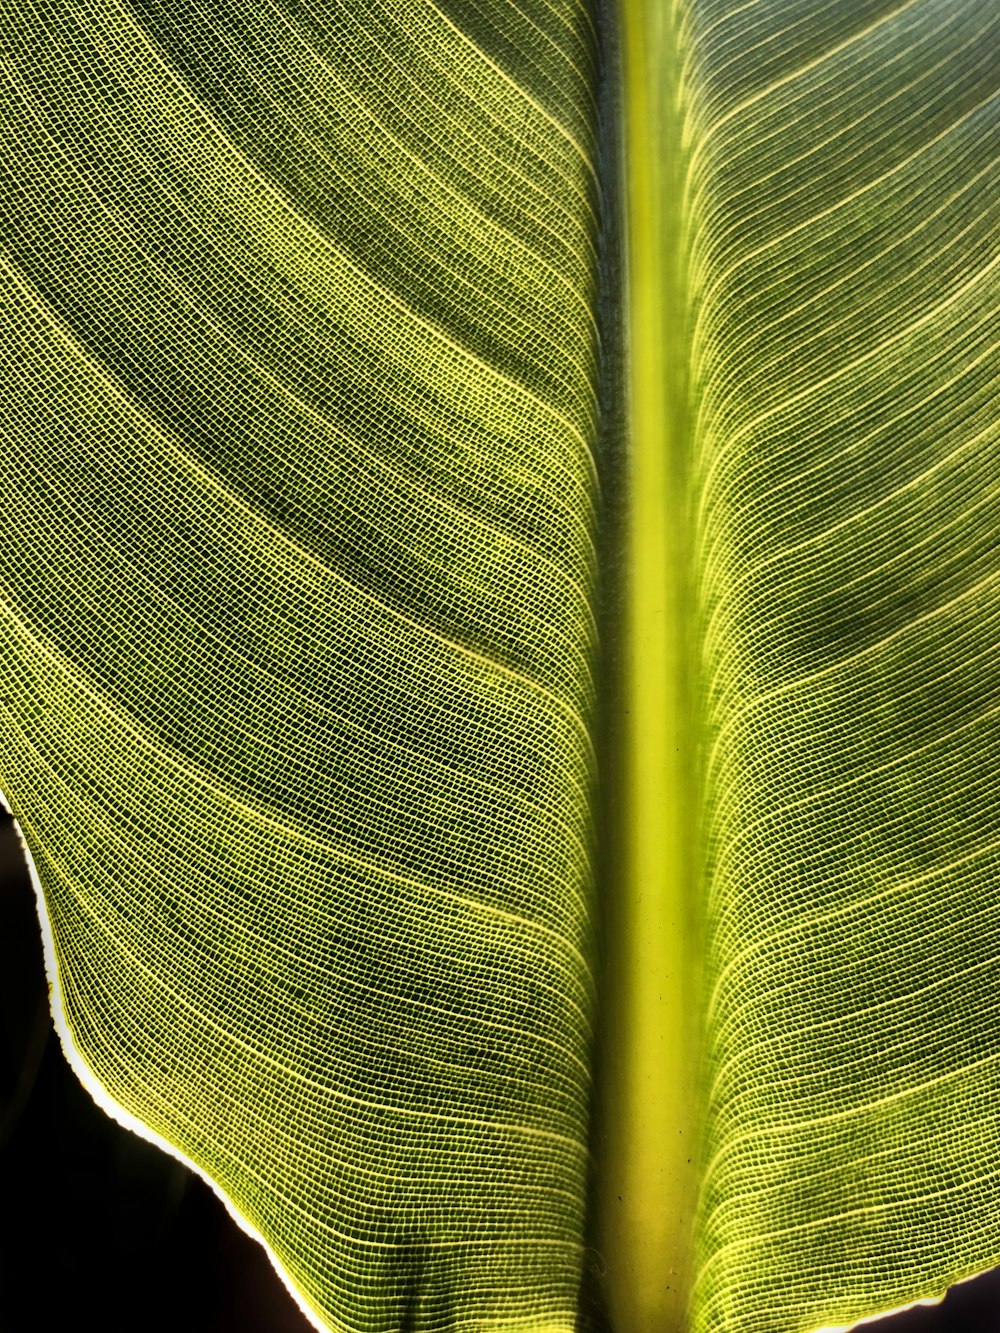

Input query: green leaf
[2,2,999,1332]
[673,2,1000,1330]
[0,2,601,1329]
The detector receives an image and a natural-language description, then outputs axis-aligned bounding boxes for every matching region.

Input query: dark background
[2,813,998,1332]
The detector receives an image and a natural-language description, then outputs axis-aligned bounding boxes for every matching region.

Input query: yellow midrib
[597,3,702,1330]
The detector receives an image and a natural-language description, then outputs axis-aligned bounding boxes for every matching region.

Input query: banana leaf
[0,1,997,1330]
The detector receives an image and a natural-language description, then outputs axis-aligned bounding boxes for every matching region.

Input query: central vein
[594,2,701,1329]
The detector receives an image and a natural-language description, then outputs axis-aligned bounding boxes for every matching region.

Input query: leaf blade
[0,2,603,1328]
[686,2,1000,1328]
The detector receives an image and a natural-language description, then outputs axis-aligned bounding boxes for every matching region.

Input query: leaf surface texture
[0,2,602,1329]
[684,2,1000,1328]
[2,1,1000,1331]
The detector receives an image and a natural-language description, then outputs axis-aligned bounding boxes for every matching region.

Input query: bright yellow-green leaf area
[0,2,998,1332]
